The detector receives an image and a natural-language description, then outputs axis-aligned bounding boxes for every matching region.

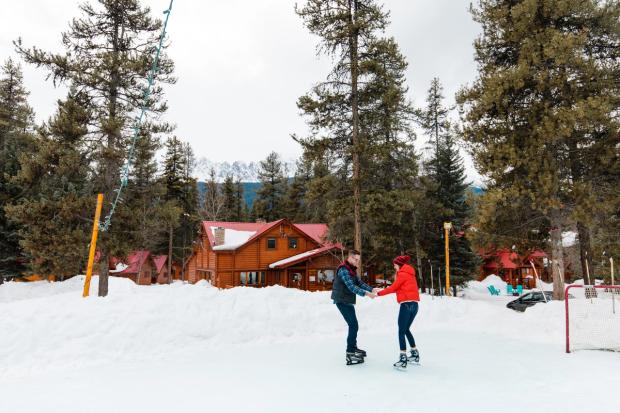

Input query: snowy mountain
[194,157,297,181]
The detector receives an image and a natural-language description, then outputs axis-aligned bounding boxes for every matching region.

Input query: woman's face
[393,263,400,272]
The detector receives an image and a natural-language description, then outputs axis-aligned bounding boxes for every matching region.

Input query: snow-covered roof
[201,220,330,251]
[109,262,128,273]
[211,227,257,251]
[268,244,341,269]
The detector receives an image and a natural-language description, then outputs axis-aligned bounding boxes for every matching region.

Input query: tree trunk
[167,223,173,284]
[415,237,425,293]
[576,221,594,285]
[98,252,109,297]
[549,211,566,300]
[348,0,362,275]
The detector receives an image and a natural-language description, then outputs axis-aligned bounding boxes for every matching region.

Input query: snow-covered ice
[0,276,618,413]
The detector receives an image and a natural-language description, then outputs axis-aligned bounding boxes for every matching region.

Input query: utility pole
[444,222,452,296]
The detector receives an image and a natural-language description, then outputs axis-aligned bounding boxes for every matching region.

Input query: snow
[268,247,323,268]
[563,231,578,247]
[210,226,256,250]
[1,276,618,413]
[108,262,128,273]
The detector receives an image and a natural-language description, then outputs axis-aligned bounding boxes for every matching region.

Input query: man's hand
[366,291,377,299]
[372,288,381,294]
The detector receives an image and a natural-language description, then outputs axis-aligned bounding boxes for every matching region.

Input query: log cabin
[109,250,156,285]
[184,219,343,290]
[479,248,551,288]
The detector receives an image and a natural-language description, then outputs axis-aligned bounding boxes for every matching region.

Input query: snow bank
[0,275,572,379]
[1,276,618,413]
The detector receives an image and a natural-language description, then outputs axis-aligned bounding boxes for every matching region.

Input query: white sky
[0,0,483,183]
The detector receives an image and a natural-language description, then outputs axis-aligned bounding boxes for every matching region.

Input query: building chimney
[255,218,267,224]
[214,227,225,246]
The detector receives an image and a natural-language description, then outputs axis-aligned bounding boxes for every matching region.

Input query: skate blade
[393,364,407,371]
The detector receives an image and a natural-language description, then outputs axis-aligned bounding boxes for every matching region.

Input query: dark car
[506,291,554,312]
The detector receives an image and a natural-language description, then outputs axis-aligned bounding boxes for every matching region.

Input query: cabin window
[318,270,335,283]
[266,238,277,249]
[288,237,298,249]
[240,271,265,286]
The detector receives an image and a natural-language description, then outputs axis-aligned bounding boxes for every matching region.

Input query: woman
[376,255,420,369]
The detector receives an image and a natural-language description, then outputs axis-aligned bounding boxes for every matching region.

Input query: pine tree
[5,90,93,279]
[125,128,176,253]
[161,137,199,279]
[282,156,312,222]
[0,58,35,278]
[457,0,620,298]
[233,179,247,222]
[296,0,389,271]
[221,175,237,221]
[253,152,288,222]
[16,0,176,295]
[416,78,478,290]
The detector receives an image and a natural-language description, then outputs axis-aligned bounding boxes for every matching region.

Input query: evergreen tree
[253,152,288,222]
[296,7,423,274]
[16,0,176,295]
[296,0,390,271]
[5,90,93,279]
[0,58,35,278]
[221,175,237,221]
[457,0,620,298]
[283,156,312,222]
[234,179,247,222]
[161,137,199,279]
[125,128,177,253]
[416,78,478,290]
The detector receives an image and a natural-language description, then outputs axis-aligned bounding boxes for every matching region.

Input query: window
[318,270,335,283]
[288,237,298,249]
[240,271,266,286]
[266,238,276,249]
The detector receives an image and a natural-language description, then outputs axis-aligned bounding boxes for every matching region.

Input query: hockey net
[565,285,620,353]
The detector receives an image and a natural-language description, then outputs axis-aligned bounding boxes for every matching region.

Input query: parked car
[506,291,554,312]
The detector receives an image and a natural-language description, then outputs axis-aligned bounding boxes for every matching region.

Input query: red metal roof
[525,250,547,261]
[116,250,151,275]
[201,219,329,250]
[153,255,167,273]
[482,249,519,270]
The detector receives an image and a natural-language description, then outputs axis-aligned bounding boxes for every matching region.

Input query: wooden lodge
[110,251,172,285]
[184,219,343,290]
[479,249,551,288]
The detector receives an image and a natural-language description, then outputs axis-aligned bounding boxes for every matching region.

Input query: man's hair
[347,249,361,256]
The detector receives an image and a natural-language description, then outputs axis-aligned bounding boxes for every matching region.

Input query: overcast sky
[0,0,483,182]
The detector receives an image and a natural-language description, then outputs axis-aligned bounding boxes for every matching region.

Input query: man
[331,249,377,365]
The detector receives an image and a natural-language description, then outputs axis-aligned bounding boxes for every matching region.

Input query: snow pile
[1,276,618,413]
[210,226,256,250]
[461,274,511,301]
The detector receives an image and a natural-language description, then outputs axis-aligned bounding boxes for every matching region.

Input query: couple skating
[331,249,420,369]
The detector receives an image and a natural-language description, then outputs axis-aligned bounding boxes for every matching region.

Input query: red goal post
[565,284,620,353]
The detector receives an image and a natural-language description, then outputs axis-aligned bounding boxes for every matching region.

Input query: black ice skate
[393,353,408,370]
[346,351,365,365]
[353,347,367,358]
[408,348,419,364]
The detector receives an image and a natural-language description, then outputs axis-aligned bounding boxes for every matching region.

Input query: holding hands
[366,288,382,299]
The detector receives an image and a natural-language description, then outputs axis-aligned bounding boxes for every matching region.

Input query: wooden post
[611,257,615,314]
[443,222,452,296]
[83,194,104,297]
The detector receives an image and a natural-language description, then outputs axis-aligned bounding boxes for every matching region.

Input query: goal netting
[565,285,620,353]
